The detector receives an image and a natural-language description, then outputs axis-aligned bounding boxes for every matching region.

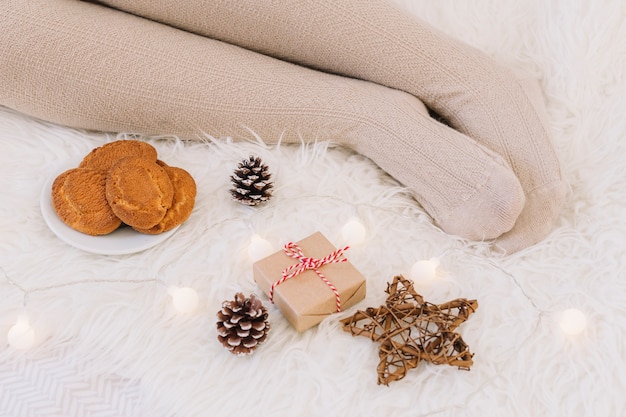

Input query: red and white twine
[269,242,350,312]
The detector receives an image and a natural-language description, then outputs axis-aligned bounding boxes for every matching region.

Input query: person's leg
[1,0,524,242]
[91,0,566,253]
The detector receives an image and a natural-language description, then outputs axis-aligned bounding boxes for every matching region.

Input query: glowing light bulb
[558,308,587,336]
[8,317,35,350]
[170,287,199,314]
[409,258,440,284]
[341,217,367,246]
[248,234,273,262]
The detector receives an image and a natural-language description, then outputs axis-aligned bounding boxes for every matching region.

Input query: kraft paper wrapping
[253,232,366,332]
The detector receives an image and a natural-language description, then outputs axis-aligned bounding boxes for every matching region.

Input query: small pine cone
[230,156,274,206]
[217,293,270,356]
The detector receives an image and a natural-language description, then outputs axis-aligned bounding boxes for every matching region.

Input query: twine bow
[269,242,350,312]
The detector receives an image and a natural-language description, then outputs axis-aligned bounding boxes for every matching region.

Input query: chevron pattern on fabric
[0,348,142,417]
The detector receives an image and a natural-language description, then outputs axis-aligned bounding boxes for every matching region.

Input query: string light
[558,308,587,336]
[1,197,587,353]
[169,286,200,314]
[7,316,35,350]
[409,257,440,285]
[341,217,367,246]
[247,234,273,262]
[2,263,203,349]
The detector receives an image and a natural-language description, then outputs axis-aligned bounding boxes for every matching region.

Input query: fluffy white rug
[1,1,625,416]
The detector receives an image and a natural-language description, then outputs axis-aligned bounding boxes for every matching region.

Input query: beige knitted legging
[0,0,566,253]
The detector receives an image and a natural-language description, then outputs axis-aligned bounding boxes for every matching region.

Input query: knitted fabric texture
[0,0,565,252]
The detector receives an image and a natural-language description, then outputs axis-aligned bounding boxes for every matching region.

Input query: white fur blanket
[1,1,625,416]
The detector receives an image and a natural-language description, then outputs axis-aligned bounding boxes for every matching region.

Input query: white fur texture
[1,1,625,416]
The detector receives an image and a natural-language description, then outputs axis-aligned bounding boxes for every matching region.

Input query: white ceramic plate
[40,171,179,255]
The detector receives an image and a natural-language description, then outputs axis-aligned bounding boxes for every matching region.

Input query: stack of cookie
[51,140,196,236]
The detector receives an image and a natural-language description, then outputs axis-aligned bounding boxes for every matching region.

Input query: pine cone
[217,293,270,356]
[230,156,273,206]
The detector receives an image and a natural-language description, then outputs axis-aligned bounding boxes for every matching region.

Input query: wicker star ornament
[340,275,478,385]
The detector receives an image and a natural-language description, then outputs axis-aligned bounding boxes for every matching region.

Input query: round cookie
[106,157,174,229]
[79,140,157,172]
[52,168,122,235]
[134,165,197,234]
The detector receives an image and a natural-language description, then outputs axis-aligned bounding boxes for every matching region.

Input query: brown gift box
[253,232,366,332]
